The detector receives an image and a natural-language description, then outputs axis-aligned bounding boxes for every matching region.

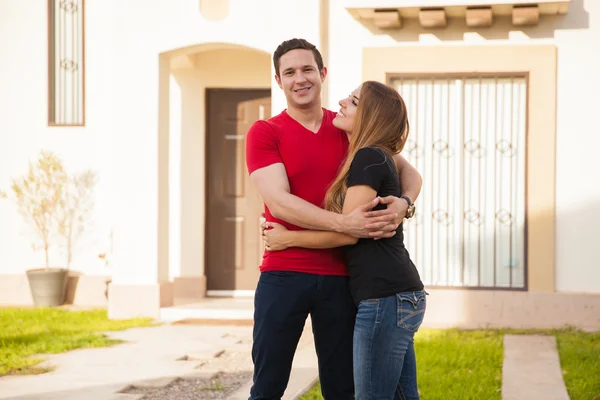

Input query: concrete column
[172,66,207,303]
[108,54,173,319]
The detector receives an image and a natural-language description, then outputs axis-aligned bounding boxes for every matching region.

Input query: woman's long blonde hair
[324,81,409,214]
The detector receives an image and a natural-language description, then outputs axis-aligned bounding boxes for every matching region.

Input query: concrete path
[0,324,249,399]
[502,335,570,400]
[0,321,318,400]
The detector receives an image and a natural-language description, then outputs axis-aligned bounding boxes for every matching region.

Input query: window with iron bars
[391,74,527,290]
[48,0,85,126]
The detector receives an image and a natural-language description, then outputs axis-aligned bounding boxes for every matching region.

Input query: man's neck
[287,104,324,133]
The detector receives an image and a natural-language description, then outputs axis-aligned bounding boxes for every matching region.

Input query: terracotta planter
[26,268,69,307]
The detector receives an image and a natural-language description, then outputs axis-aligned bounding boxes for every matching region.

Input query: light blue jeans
[353,291,427,400]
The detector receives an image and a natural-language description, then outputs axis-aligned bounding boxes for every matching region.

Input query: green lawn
[555,329,600,400]
[301,328,600,400]
[0,307,154,376]
[416,329,503,399]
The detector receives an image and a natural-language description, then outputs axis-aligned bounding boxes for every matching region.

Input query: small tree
[57,169,97,269]
[0,151,67,268]
[1,151,98,270]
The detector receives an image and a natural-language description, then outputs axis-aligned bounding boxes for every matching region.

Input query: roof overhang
[344,0,570,29]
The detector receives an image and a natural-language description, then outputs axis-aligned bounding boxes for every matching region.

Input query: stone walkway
[0,321,574,400]
[502,335,570,400]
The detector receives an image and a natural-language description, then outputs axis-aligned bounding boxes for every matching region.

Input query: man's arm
[363,154,422,226]
[250,163,396,238]
[393,153,422,202]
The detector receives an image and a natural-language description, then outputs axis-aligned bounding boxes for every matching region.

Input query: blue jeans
[249,271,356,400]
[353,291,427,400]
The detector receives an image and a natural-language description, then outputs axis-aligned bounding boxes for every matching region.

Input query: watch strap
[401,195,413,206]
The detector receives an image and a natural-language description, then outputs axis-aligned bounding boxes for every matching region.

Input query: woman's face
[333,85,361,134]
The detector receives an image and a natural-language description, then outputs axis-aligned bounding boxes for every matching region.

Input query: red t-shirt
[246,109,349,276]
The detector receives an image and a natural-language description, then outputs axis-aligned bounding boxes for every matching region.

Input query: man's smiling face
[275,49,326,109]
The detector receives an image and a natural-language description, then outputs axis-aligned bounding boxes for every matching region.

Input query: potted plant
[1,151,97,307]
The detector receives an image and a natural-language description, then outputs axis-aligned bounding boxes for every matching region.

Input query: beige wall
[325,0,600,294]
[422,288,600,331]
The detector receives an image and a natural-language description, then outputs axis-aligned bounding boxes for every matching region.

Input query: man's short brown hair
[273,38,324,77]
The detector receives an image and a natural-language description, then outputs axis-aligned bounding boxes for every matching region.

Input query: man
[245,38,422,400]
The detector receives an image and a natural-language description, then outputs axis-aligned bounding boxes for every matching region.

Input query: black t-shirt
[343,147,424,304]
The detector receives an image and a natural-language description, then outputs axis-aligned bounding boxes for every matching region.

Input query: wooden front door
[206,89,271,291]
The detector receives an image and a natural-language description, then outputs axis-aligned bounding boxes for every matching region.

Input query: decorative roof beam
[512,5,540,25]
[466,6,493,27]
[373,9,402,29]
[419,8,447,28]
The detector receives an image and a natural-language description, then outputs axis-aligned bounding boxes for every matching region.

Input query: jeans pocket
[396,292,426,332]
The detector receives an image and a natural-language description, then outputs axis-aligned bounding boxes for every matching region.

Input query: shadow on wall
[64,271,111,304]
[355,0,590,41]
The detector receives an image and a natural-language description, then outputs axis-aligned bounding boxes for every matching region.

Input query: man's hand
[361,196,410,239]
[358,196,408,240]
[364,196,408,225]
[340,198,398,239]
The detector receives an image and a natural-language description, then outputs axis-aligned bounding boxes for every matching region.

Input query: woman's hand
[262,222,292,251]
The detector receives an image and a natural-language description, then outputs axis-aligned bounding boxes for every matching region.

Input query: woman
[262,80,426,400]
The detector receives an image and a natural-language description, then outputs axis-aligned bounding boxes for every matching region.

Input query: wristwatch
[401,195,416,219]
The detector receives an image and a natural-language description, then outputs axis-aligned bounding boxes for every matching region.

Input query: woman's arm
[264,184,388,251]
[263,225,358,250]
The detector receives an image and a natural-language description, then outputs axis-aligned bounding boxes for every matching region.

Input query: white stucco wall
[0,0,115,276]
[325,0,600,293]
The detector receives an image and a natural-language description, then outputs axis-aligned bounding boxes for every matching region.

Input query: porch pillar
[107,55,173,319]
[170,66,207,303]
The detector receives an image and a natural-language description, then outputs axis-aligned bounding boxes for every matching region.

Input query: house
[1,0,599,330]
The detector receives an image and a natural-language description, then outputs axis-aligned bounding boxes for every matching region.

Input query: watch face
[407,205,415,218]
